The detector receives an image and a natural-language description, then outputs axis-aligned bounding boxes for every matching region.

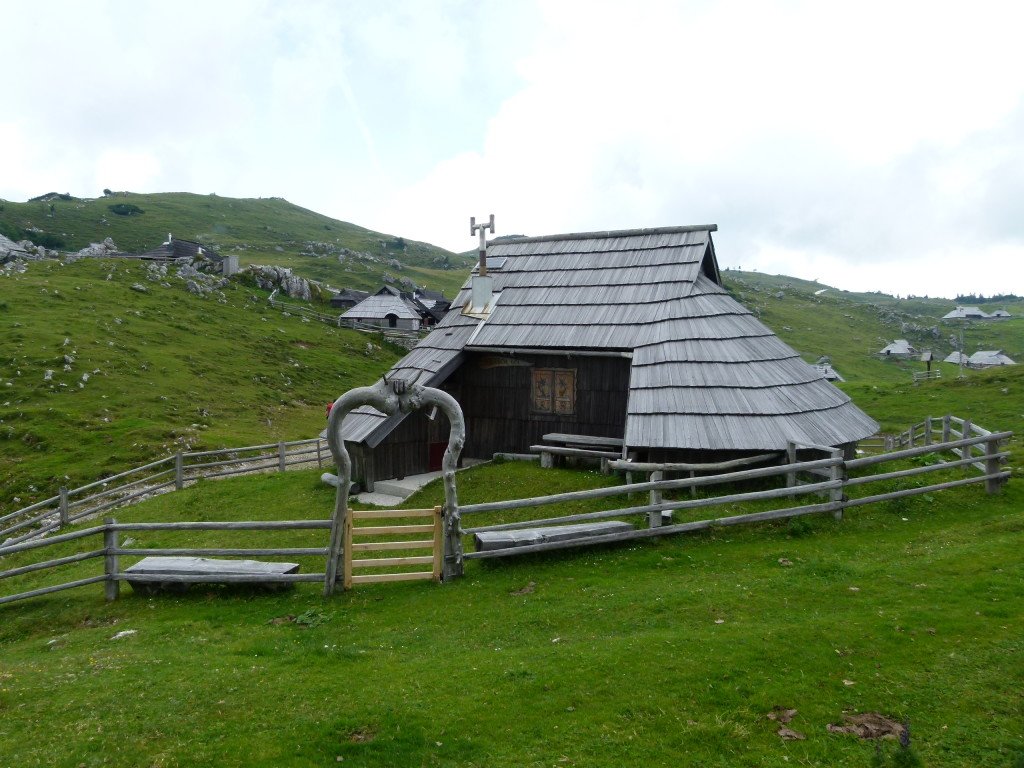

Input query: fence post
[278,442,287,472]
[648,470,664,528]
[786,442,797,487]
[104,518,119,602]
[58,486,69,528]
[942,414,951,443]
[174,452,184,490]
[829,451,846,521]
[316,439,323,469]
[908,424,916,448]
[962,419,972,473]
[924,417,932,446]
[985,437,1002,494]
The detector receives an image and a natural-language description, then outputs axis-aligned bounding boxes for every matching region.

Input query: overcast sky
[2,0,1022,299]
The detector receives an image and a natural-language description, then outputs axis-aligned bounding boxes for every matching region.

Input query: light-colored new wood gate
[343,506,443,588]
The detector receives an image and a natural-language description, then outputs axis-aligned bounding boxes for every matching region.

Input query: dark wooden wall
[353,352,632,485]
[454,352,630,458]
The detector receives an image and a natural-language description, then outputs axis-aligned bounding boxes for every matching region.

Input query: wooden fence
[458,423,1011,561]
[0,416,1012,607]
[0,438,329,546]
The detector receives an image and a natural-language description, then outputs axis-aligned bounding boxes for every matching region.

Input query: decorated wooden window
[531,368,576,415]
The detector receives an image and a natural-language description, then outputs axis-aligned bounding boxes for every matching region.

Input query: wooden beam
[350,571,435,584]
[350,524,435,536]
[351,556,434,568]
[349,539,434,552]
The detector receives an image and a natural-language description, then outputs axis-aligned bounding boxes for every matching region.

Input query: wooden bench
[473,521,633,552]
[124,556,300,594]
[533,434,625,472]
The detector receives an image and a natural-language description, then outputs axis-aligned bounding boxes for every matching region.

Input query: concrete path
[354,460,485,507]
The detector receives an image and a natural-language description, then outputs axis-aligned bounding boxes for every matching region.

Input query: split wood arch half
[323,378,466,594]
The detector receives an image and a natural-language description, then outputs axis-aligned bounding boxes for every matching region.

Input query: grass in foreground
[0,460,1021,767]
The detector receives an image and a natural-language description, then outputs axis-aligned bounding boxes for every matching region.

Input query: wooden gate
[343,506,443,588]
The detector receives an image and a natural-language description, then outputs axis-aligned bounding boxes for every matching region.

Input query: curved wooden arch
[323,378,466,594]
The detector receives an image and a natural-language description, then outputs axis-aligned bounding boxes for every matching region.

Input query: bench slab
[473,521,633,552]
[125,556,300,593]
[542,433,624,449]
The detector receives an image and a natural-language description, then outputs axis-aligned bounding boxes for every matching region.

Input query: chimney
[469,214,495,313]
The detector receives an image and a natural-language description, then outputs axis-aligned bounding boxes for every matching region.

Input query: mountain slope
[0,192,475,298]
[0,257,402,514]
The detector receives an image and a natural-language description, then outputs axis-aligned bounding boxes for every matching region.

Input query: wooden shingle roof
[341,225,878,451]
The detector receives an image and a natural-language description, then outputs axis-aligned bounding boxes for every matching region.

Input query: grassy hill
[0,192,475,298]
[0,365,1021,765]
[1,252,1022,764]
[0,257,402,515]
[721,268,1024,386]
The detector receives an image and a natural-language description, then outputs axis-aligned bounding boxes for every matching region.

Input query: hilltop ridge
[0,191,476,298]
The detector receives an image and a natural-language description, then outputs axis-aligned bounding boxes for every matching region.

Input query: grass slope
[722,269,1024,386]
[0,287,1021,766]
[0,192,475,298]
[0,455,1020,766]
[0,258,401,515]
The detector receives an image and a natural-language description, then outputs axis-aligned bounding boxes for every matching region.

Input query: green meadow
[1,238,1022,766]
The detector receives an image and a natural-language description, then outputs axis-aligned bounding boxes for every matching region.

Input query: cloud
[1,0,1021,297]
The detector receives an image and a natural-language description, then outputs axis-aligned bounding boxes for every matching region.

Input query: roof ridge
[489,224,716,246]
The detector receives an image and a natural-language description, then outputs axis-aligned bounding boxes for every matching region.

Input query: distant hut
[878,339,917,358]
[340,287,425,331]
[329,288,370,310]
[336,225,878,486]
[968,350,1016,368]
[942,306,990,320]
[943,351,968,365]
[988,309,1012,319]
[136,234,213,262]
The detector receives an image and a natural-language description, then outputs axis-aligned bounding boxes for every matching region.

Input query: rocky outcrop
[70,237,120,260]
[246,264,313,300]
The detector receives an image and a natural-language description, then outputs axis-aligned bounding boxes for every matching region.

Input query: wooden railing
[0,416,1012,607]
[0,439,329,545]
[458,422,1011,560]
[0,517,330,607]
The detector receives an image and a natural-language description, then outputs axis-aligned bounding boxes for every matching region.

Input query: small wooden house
[968,350,1016,368]
[337,225,878,487]
[878,339,917,358]
[341,287,425,330]
[136,234,213,262]
[942,306,990,320]
[329,288,370,310]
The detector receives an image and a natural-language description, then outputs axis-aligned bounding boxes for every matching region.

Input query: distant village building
[339,286,449,330]
[878,339,917,357]
[988,309,1012,319]
[814,364,844,382]
[943,351,968,365]
[337,225,878,485]
[968,350,1016,368]
[137,234,214,262]
[329,288,370,310]
[942,306,990,320]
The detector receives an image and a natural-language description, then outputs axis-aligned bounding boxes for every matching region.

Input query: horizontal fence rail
[0,517,333,607]
[461,416,1012,560]
[0,414,1014,607]
[1,438,330,544]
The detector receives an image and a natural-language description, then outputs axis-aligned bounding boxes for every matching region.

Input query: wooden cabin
[337,225,878,488]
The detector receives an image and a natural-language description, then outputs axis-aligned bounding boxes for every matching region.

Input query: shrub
[107,203,145,216]
[26,232,66,249]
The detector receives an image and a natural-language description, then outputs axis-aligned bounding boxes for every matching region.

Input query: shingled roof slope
[341,225,878,451]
